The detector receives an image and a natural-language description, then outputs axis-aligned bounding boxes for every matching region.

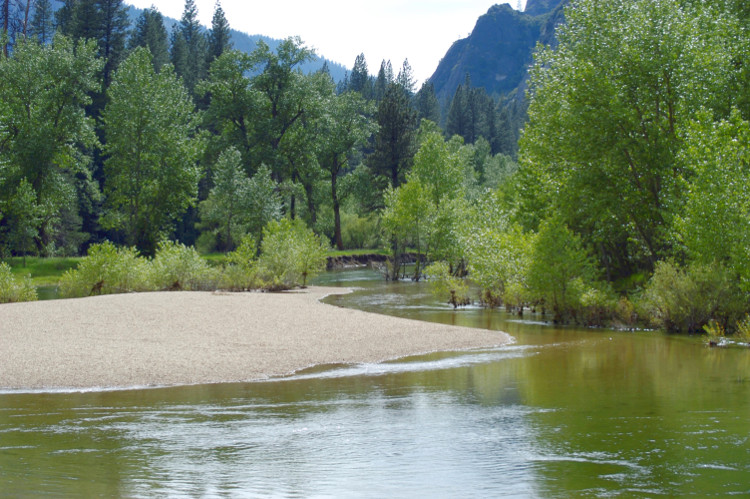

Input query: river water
[1,269,748,496]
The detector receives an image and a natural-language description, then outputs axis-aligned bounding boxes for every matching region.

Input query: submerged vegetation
[1,0,749,343]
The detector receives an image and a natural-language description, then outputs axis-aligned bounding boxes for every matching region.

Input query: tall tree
[130,7,169,72]
[174,0,207,96]
[373,59,393,102]
[207,0,231,63]
[415,81,441,124]
[30,0,55,44]
[102,47,203,255]
[0,35,102,253]
[349,52,370,97]
[316,88,375,249]
[96,0,129,89]
[367,82,417,191]
[519,0,740,275]
[396,59,415,96]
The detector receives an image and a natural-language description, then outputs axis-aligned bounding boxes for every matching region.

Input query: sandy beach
[0,287,510,391]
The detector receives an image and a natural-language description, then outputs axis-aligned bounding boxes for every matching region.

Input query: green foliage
[0,262,38,303]
[525,217,600,323]
[258,218,329,289]
[367,82,418,190]
[130,7,170,72]
[199,148,281,251]
[102,47,203,255]
[340,211,381,250]
[735,316,750,343]
[148,241,213,291]
[220,234,258,291]
[426,261,470,308]
[462,204,531,308]
[679,109,750,291]
[59,241,149,298]
[639,260,744,333]
[519,0,743,276]
[0,35,102,254]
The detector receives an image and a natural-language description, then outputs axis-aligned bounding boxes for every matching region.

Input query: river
[1,269,748,496]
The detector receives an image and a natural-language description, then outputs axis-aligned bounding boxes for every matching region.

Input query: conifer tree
[349,53,370,96]
[396,59,415,96]
[30,0,55,44]
[96,0,129,89]
[130,7,169,72]
[174,0,207,96]
[368,82,418,190]
[415,82,440,124]
[207,0,231,63]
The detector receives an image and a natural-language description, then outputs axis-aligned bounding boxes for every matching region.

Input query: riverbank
[0,287,510,391]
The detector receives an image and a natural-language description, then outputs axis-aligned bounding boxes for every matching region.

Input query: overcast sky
[126,1,527,83]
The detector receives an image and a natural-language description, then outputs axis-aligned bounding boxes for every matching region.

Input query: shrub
[149,241,212,291]
[0,262,38,303]
[426,262,470,308]
[340,211,381,249]
[220,235,259,291]
[525,217,598,323]
[59,242,149,298]
[734,315,750,343]
[257,219,329,289]
[639,260,744,333]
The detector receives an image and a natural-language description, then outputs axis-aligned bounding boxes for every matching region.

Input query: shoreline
[0,287,511,392]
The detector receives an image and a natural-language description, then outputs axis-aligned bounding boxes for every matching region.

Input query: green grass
[4,256,82,286]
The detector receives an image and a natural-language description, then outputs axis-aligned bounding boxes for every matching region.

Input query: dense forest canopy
[1,0,749,333]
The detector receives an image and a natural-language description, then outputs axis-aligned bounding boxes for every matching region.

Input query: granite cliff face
[429,0,567,103]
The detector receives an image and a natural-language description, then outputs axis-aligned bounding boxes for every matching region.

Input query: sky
[126,1,528,84]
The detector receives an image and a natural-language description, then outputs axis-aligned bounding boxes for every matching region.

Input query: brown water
[2,269,749,496]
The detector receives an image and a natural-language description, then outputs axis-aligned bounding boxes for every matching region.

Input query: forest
[1,0,749,336]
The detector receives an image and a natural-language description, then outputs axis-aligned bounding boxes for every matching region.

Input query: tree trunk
[2,0,9,57]
[332,170,343,250]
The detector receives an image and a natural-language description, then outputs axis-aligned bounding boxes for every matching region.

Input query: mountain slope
[429,0,566,103]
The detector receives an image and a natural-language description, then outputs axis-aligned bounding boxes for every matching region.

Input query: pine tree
[96,0,129,89]
[415,82,441,124]
[30,0,55,44]
[396,59,415,96]
[175,0,207,95]
[445,83,468,140]
[368,82,418,190]
[54,0,78,35]
[374,59,393,102]
[349,53,369,95]
[207,0,231,63]
[130,7,169,72]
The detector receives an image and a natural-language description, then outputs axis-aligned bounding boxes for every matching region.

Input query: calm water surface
[2,269,749,497]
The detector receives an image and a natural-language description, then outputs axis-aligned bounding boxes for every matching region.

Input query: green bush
[220,235,259,291]
[340,211,381,249]
[639,260,745,333]
[59,242,149,298]
[426,262,470,308]
[149,241,213,291]
[525,218,599,323]
[258,218,329,289]
[0,262,38,303]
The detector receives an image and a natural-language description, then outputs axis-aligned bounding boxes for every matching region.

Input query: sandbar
[0,287,510,391]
